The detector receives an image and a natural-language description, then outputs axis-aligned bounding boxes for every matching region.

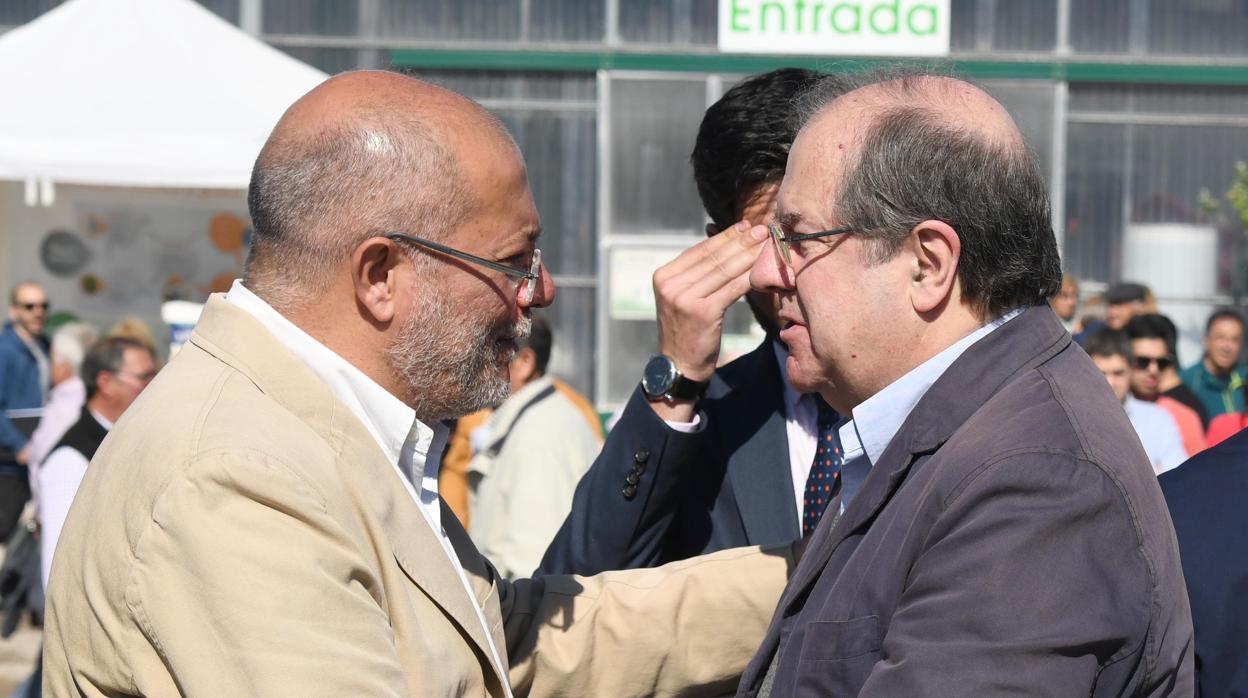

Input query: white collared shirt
[225,281,510,692]
[838,309,1024,472]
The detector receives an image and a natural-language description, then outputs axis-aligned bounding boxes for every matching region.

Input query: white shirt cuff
[665,412,706,434]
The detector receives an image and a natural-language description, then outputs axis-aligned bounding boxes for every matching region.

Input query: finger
[656,220,758,282]
[681,226,769,298]
[703,265,758,314]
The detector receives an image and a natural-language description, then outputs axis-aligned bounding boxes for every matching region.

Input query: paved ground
[0,533,44,695]
[0,614,40,695]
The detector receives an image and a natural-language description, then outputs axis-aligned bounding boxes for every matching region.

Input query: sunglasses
[17,302,48,312]
[1133,356,1173,372]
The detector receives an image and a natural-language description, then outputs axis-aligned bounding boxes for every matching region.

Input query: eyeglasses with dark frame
[767,223,855,266]
[385,232,542,304]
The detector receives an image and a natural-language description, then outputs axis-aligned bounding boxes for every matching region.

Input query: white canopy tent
[0,0,327,197]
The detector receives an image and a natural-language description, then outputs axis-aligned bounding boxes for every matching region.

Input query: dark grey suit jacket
[738,306,1194,696]
[537,340,797,576]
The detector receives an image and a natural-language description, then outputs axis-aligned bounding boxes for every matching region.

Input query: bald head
[244,71,517,309]
[790,71,1061,318]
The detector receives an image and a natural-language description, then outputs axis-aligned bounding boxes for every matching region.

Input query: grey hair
[50,322,99,374]
[791,71,1062,318]
[242,112,476,310]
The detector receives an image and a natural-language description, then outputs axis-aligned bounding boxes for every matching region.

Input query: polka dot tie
[802,398,843,536]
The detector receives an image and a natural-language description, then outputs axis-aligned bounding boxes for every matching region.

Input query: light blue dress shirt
[836,309,1024,507]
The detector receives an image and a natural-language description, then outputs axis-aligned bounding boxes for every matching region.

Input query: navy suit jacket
[738,307,1192,696]
[1160,428,1248,697]
[536,340,797,576]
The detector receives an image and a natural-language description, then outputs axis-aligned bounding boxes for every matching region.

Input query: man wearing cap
[1104,281,1153,331]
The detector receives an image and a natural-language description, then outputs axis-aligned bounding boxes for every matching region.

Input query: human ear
[908,220,961,315]
[351,238,405,325]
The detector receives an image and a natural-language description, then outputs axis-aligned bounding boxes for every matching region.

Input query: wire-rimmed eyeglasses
[767,223,855,266]
[385,232,542,304]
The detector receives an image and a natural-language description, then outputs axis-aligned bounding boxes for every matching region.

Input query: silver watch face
[641,354,678,397]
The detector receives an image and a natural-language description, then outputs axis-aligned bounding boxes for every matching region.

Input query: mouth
[778,317,806,346]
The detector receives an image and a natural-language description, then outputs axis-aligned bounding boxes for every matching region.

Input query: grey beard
[386,288,531,422]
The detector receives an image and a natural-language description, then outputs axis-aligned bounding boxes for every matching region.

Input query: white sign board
[609,246,682,320]
[719,0,951,56]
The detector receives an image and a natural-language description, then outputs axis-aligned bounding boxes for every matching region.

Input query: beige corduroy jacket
[43,295,793,697]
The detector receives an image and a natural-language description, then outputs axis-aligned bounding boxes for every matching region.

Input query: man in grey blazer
[738,72,1194,695]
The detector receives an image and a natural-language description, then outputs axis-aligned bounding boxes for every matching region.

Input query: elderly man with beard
[42,71,792,697]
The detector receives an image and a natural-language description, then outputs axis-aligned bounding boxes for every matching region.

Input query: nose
[750,237,795,295]
[523,263,556,309]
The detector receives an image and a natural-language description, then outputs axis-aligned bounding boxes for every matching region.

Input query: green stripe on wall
[389,48,1248,86]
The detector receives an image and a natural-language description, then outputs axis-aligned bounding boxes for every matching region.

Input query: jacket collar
[779,306,1071,612]
[187,295,511,689]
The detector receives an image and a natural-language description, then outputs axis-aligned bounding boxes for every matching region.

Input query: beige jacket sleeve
[502,543,795,698]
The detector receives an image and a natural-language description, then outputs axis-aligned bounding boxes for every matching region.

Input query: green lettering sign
[831,3,861,33]
[907,3,938,35]
[869,0,900,34]
[730,0,751,31]
[760,1,787,32]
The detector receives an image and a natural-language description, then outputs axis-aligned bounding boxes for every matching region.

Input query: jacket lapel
[188,295,509,689]
[719,341,801,544]
[777,306,1072,612]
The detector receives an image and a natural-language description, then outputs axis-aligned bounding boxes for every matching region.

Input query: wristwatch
[641,354,709,402]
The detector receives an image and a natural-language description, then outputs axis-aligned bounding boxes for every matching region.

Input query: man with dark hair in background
[467,315,599,579]
[1126,313,1206,455]
[1182,308,1246,420]
[39,336,156,588]
[540,68,847,577]
[1086,328,1187,474]
[740,71,1190,694]
[0,282,51,540]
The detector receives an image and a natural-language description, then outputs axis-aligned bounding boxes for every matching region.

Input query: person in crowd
[1181,308,1246,420]
[1049,273,1079,331]
[1135,314,1211,429]
[442,367,601,531]
[38,336,155,587]
[1125,314,1206,456]
[540,68,844,578]
[1160,428,1248,696]
[106,315,158,354]
[43,71,793,697]
[467,315,599,579]
[25,322,99,506]
[1204,389,1248,446]
[738,71,1191,694]
[1086,329,1188,474]
[1104,281,1154,330]
[0,282,51,541]
[1071,292,1106,343]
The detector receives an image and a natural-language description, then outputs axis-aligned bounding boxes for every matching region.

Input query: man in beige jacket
[42,71,789,697]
